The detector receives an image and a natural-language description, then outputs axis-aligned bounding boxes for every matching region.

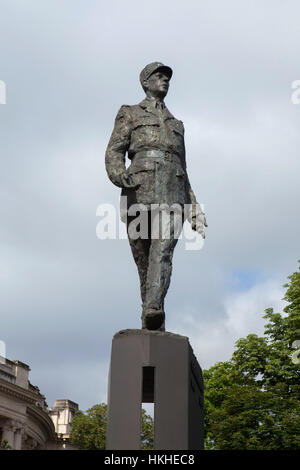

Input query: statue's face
[145,71,170,99]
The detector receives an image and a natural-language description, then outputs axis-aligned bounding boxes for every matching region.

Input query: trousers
[126,207,183,314]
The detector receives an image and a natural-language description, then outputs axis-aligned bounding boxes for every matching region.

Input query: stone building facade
[49,399,79,450]
[0,357,78,450]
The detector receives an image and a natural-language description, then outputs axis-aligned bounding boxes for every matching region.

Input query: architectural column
[1,419,16,449]
[13,423,25,450]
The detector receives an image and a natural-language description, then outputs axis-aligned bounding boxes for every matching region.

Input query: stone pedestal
[106,329,204,450]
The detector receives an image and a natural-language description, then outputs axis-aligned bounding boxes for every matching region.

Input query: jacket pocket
[132,116,160,129]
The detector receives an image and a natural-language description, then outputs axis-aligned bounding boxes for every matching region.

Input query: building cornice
[0,378,56,441]
[0,378,37,405]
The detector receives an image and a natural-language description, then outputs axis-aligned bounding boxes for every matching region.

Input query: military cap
[140,62,173,85]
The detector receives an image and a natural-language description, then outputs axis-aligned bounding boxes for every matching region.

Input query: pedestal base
[106,329,204,450]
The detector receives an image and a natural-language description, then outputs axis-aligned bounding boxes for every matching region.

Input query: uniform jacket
[105,97,197,215]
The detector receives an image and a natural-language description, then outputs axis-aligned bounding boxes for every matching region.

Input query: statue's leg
[126,214,151,305]
[143,210,183,329]
[145,237,178,311]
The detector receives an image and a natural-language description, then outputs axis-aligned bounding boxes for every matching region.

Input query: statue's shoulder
[115,104,131,117]
[116,102,145,117]
[164,107,184,124]
[175,118,185,132]
[165,108,185,134]
[114,102,146,127]
[113,105,133,127]
[173,116,184,128]
[130,101,147,115]
[119,100,149,122]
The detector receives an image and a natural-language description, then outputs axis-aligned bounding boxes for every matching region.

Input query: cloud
[169,279,286,369]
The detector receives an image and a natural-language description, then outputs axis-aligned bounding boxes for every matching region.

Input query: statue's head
[140,62,173,99]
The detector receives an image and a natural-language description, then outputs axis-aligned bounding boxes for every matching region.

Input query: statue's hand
[190,211,207,239]
[119,170,140,189]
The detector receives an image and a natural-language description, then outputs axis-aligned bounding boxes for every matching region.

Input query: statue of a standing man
[105,62,207,331]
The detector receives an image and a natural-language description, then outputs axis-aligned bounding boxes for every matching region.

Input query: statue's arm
[105,105,134,188]
[181,126,208,237]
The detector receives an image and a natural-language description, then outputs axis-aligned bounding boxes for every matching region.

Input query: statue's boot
[142,308,165,331]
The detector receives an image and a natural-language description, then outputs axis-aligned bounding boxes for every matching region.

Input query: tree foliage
[204,263,300,450]
[0,440,11,450]
[70,403,107,450]
[141,408,154,450]
[70,403,154,450]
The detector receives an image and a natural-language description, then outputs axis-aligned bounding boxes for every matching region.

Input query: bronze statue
[105,62,207,331]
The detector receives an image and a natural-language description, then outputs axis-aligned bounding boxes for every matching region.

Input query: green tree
[70,403,107,450]
[70,403,154,450]
[141,408,154,450]
[204,263,300,450]
[0,440,11,450]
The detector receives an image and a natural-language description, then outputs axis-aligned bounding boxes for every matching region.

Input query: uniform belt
[134,150,168,159]
[133,150,183,165]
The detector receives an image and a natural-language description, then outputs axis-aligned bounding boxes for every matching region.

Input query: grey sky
[1,0,300,411]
